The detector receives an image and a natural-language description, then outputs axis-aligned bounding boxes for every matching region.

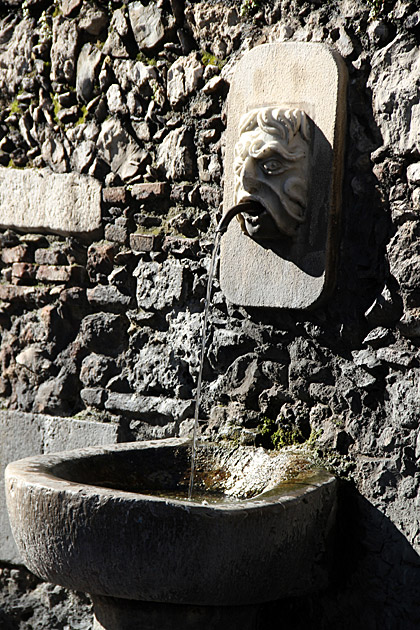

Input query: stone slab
[0,167,102,237]
[220,43,347,309]
[0,410,118,564]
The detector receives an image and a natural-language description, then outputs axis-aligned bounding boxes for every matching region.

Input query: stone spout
[216,201,264,235]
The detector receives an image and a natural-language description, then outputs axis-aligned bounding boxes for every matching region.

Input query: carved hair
[234,107,310,176]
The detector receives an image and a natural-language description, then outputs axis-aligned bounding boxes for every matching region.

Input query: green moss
[50,92,61,124]
[365,0,388,19]
[76,105,88,126]
[258,416,304,450]
[240,0,260,18]
[200,50,225,70]
[9,99,21,115]
[136,51,157,66]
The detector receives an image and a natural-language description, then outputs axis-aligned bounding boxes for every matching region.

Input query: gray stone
[362,327,394,349]
[97,117,148,182]
[105,393,193,422]
[41,131,69,174]
[51,16,79,82]
[368,35,420,154]
[102,8,130,58]
[80,353,117,387]
[167,53,204,107]
[86,284,134,311]
[156,127,195,181]
[0,410,117,563]
[78,312,128,356]
[134,259,184,311]
[76,43,102,103]
[0,167,101,236]
[385,369,420,429]
[71,140,96,174]
[220,42,347,309]
[185,3,241,59]
[128,2,166,52]
[406,162,420,185]
[106,84,128,116]
[0,17,34,96]
[102,30,129,59]
[77,3,108,36]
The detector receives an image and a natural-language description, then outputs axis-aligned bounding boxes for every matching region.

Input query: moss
[50,92,61,124]
[200,50,225,70]
[136,51,157,66]
[240,0,260,18]
[258,415,305,450]
[76,105,88,126]
[367,0,385,18]
[9,99,21,115]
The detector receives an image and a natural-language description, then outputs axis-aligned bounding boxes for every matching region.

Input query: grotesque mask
[233,107,311,240]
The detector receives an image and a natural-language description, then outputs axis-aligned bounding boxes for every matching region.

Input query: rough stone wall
[0,0,420,628]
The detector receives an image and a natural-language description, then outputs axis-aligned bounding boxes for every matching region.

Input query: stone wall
[0,0,420,628]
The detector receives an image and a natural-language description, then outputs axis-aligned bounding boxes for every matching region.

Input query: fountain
[6,439,336,629]
[5,42,346,630]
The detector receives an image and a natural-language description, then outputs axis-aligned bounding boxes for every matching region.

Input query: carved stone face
[233,107,311,239]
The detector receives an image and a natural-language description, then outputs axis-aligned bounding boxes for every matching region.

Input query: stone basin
[5,438,336,608]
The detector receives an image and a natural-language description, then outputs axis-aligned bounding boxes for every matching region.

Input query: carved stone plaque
[220,43,347,309]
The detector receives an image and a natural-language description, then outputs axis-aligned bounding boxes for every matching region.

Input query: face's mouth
[237,194,281,239]
[237,187,302,239]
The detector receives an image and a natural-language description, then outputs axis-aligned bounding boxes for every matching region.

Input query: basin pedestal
[91,595,260,630]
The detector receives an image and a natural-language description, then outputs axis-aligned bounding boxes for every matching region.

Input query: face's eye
[261,158,285,175]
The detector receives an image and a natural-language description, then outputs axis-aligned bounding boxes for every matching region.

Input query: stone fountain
[6,438,336,629]
[5,42,347,629]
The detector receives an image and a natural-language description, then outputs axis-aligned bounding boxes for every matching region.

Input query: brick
[0,283,50,304]
[102,186,127,205]
[11,262,37,283]
[130,182,168,201]
[1,244,32,264]
[35,248,68,265]
[36,264,87,284]
[130,233,156,252]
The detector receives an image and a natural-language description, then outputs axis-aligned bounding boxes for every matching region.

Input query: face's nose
[240,156,259,194]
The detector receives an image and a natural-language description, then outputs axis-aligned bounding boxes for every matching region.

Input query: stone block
[36,264,87,284]
[102,186,127,205]
[130,233,156,252]
[0,283,50,304]
[1,244,32,264]
[220,43,347,309]
[11,262,37,283]
[0,410,118,564]
[0,167,102,237]
[130,182,168,201]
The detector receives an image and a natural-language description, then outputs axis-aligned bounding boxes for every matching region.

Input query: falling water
[187,201,262,499]
[188,231,222,500]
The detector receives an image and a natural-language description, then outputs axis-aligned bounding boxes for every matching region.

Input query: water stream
[188,231,222,500]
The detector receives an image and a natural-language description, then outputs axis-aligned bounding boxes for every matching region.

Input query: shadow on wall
[259,482,420,630]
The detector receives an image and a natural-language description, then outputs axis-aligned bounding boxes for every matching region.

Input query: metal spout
[216,201,264,234]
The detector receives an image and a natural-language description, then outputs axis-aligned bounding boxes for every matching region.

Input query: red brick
[36,265,87,284]
[11,262,37,284]
[102,187,127,204]
[0,284,49,303]
[130,182,168,201]
[1,244,32,264]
